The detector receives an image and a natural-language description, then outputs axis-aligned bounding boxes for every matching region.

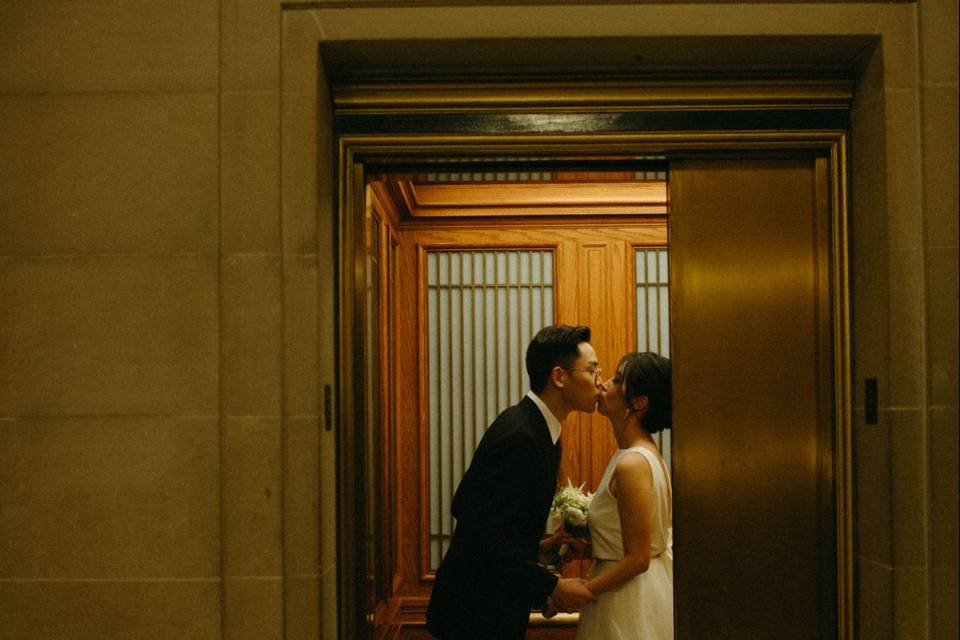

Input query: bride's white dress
[575,446,673,640]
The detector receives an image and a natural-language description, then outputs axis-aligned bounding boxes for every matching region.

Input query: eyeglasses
[561,366,602,383]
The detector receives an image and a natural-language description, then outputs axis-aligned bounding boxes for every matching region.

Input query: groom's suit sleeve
[451,422,559,607]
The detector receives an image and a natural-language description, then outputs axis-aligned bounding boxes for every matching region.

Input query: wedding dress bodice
[587,446,673,561]
[575,445,674,639]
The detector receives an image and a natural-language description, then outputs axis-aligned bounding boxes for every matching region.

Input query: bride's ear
[632,395,649,415]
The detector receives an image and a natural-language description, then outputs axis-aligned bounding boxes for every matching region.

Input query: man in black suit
[426,324,601,640]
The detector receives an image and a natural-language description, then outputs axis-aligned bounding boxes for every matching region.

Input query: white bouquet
[545,479,593,569]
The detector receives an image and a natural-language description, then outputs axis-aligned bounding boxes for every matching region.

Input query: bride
[570,351,674,639]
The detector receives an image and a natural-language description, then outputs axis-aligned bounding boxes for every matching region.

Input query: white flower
[565,506,587,527]
[573,492,592,510]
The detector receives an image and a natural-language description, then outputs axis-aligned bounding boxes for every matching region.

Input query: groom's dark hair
[526,324,591,393]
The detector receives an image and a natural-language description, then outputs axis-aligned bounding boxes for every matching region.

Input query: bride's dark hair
[617,351,672,434]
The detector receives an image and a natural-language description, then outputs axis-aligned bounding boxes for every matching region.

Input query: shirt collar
[526,390,561,444]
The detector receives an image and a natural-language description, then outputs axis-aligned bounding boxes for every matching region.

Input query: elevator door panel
[669,158,835,639]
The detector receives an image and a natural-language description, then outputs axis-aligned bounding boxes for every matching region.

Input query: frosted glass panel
[636,248,672,472]
[427,250,554,569]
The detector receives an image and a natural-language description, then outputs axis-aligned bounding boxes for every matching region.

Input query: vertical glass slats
[635,248,672,472]
[427,249,554,569]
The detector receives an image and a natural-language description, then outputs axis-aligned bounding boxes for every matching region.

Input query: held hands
[543,578,595,617]
[540,529,595,618]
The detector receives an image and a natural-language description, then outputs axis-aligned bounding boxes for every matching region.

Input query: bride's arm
[583,453,654,596]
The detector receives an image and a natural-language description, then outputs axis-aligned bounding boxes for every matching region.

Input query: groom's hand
[549,578,595,612]
[538,529,564,564]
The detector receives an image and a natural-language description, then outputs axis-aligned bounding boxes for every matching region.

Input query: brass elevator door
[669,157,836,639]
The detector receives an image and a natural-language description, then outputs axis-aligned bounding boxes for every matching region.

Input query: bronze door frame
[336,126,852,639]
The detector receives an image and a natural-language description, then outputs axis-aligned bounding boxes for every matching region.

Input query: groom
[426,325,600,640]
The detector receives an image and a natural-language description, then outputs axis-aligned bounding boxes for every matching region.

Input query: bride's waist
[593,551,671,566]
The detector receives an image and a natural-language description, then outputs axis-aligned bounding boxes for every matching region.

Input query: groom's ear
[550,365,566,389]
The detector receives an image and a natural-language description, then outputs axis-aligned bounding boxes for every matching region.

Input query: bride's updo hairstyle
[618,351,672,434]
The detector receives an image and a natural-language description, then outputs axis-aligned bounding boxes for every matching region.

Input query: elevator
[332,77,853,640]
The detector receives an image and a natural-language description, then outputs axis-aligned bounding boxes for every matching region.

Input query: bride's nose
[598,375,614,392]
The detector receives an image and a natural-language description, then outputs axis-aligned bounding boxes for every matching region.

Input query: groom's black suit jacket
[426,396,561,640]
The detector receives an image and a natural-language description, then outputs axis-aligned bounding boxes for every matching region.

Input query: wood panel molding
[370,174,668,220]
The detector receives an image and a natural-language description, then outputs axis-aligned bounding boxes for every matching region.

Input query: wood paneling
[370,177,668,220]
[387,220,665,633]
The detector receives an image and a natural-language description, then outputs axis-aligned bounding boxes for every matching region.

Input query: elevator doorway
[334,85,852,640]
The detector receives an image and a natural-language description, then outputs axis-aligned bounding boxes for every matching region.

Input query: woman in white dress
[574,351,673,639]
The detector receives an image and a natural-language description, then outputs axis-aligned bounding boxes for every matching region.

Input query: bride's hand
[555,531,591,559]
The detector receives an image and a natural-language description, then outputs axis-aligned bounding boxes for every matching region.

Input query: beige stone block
[224,577,283,640]
[284,257,319,416]
[703,5,879,37]
[926,247,959,407]
[884,89,923,248]
[849,86,890,412]
[893,567,927,638]
[282,10,321,96]
[0,256,218,416]
[319,4,893,40]
[282,93,319,256]
[931,565,959,640]
[732,5,882,37]
[221,0,281,93]
[919,0,960,85]
[223,416,282,577]
[922,85,959,243]
[0,579,220,640]
[854,408,892,565]
[850,93,888,267]
[319,425,338,572]
[0,416,219,578]
[317,146,336,385]
[284,416,321,575]
[878,4,920,90]
[928,408,959,572]
[320,561,338,640]
[856,559,893,640]
[889,409,925,567]
[851,45,884,117]
[0,1,218,94]
[0,93,218,256]
[850,246,889,408]
[317,290,336,385]
[221,255,283,416]
[285,575,321,640]
[887,248,925,407]
[222,91,281,255]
